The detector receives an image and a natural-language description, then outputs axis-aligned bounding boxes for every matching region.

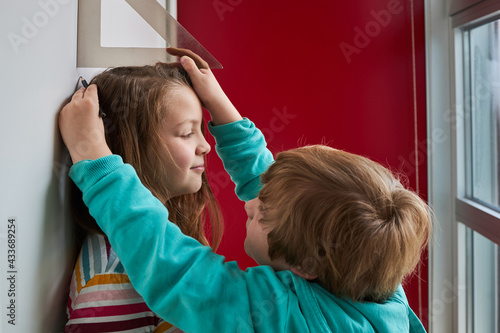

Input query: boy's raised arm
[58,84,112,164]
[58,88,291,332]
[167,47,242,125]
[209,119,273,201]
[68,155,292,333]
[167,48,274,201]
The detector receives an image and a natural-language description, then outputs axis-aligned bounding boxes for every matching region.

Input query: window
[453,4,500,332]
[464,19,500,210]
[427,0,500,332]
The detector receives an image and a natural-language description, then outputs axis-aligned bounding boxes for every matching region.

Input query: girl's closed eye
[181,132,194,139]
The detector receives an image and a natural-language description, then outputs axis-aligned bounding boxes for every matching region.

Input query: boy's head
[249,145,431,302]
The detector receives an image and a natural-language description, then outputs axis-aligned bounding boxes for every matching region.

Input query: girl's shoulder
[76,233,128,283]
[67,234,167,332]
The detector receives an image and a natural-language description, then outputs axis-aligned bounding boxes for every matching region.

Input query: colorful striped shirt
[65,233,183,333]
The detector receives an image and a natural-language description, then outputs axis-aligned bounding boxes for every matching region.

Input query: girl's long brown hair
[70,63,223,251]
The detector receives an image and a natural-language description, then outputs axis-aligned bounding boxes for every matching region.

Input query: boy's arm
[58,73,294,332]
[58,84,112,164]
[208,119,273,201]
[69,156,292,333]
[167,47,241,125]
[168,48,274,201]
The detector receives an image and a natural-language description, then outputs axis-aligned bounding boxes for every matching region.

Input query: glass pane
[466,19,500,209]
[466,228,499,332]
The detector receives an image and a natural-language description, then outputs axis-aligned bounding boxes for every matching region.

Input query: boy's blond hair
[259,145,431,302]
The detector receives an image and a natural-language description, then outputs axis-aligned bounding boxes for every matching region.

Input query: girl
[65,63,223,332]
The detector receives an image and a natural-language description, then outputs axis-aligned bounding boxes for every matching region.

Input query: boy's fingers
[83,84,99,111]
[163,62,183,69]
[180,56,201,77]
[167,47,209,69]
[84,84,99,101]
[71,87,85,101]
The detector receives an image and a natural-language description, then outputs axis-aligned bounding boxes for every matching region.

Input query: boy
[59,48,431,332]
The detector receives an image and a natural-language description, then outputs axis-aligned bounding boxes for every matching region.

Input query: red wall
[179,0,428,327]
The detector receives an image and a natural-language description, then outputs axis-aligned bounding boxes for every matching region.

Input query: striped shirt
[65,233,183,333]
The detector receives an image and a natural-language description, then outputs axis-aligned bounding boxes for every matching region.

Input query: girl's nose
[197,136,211,155]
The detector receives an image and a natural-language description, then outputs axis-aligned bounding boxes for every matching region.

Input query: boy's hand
[58,84,112,164]
[167,47,242,125]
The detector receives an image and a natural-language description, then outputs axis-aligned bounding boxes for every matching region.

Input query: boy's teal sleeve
[69,155,293,333]
[68,151,423,332]
[208,118,274,202]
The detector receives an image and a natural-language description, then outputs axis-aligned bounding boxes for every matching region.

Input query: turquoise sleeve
[69,155,295,333]
[68,121,422,332]
[208,118,274,202]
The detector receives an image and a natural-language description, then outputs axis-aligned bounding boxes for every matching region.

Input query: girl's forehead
[163,85,199,103]
[160,88,203,126]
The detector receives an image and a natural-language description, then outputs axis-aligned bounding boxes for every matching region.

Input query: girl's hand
[167,47,242,125]
[58,84,112,164]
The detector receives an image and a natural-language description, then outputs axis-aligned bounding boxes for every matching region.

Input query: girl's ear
[290,266,318,281]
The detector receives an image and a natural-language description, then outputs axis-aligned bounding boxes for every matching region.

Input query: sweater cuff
[208,118,256,146]
[69,155,124,193]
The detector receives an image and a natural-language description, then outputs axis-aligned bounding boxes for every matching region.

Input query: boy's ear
[290,266,318,280]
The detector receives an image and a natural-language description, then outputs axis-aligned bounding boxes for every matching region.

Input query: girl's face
[159,85,211,197]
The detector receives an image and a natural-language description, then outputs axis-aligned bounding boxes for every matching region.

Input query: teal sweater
[69,118,426,333]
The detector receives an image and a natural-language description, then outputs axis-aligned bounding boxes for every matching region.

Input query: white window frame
[427,0,500,332]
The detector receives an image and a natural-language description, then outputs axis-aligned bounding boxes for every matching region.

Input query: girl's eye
[181,133,194,138]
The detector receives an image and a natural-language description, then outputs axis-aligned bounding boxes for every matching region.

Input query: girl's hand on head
[167,47,242,125]
[58,84,112,164]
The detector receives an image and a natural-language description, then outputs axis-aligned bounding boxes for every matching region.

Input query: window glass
[466,19,500,209]
[460,17,500,333]
[466,227,499,332]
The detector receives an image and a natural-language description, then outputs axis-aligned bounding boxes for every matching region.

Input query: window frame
[427,0,500,331]
[455,12,500,245]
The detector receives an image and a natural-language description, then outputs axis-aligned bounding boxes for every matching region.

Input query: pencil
[79,76,106,118]
[79,76,89,88]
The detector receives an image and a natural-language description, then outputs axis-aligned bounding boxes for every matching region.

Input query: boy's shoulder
[270,270,423,332]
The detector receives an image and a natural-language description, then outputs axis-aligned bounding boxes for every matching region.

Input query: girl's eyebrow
[174,119,200,127]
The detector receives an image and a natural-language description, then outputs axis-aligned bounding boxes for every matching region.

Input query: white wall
[0,0,79,331]
[0,1,177,331]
